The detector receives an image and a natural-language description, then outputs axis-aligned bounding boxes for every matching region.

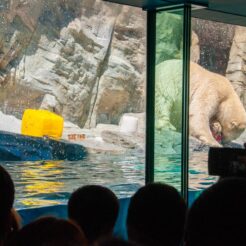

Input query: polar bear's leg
[189,98,220,146]
[190,114,222,147]
[155,96,176,131]
[189,91,222,147]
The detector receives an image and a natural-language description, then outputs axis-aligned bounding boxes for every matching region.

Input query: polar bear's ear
[231,121,246,130]
[230,121,238,129]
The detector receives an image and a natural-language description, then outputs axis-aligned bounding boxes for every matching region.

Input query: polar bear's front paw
[199,136,222,147]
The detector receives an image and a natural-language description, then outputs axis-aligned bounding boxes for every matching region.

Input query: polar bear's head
[221,120,246,143]
[217,97,246,144]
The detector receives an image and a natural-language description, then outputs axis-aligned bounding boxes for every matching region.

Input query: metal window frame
[145,4,191,203]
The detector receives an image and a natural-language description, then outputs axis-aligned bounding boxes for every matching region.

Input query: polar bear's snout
[221,120,246,144]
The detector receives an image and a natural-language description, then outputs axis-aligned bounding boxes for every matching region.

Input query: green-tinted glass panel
[154,9,184,191]
[189,18,246,204]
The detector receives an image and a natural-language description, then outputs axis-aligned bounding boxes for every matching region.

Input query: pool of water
[189,151,218,191]
[1,150,217,209]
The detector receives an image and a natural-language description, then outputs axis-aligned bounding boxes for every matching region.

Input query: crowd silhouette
[1,163,246,246]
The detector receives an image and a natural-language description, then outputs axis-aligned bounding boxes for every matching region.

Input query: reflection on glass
[0,1,146,208]
[189,18,246,202]
[154,10,184,190]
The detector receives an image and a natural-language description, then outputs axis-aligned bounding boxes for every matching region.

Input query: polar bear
[155,59,246,147]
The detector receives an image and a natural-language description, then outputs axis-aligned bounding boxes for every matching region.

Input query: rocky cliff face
[0,0,146,127]
[226,26,246,109]
[192,18,235,75]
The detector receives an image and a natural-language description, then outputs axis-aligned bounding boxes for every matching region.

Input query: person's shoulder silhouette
[185,177,246,246]
[127,182,186,246]
[0,165,20,245]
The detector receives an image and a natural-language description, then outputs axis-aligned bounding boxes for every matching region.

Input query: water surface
[1,150,216,209]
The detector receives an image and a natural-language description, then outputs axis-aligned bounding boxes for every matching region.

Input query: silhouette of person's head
[97,237,139,246]
[185,177,246,246]
[68,185,119,244]
[0,165,18,244]
[127,182,187,246]
[9,216,87,246]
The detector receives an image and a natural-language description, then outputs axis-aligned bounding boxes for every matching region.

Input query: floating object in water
[120,115,138,134]
[0,131,87,161]
[21,109,64,139]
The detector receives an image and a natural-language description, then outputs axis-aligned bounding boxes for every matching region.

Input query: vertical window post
[181,4,191,202]
[145,10,156,184]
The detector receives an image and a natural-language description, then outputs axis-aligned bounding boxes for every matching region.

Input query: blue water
[1,150,216,209]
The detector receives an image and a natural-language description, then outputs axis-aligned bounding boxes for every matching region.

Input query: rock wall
[0,0,146,127]
[192,18,235,75]
[156,12,200,64]
[156,12,183,64]
[226,26,246,109]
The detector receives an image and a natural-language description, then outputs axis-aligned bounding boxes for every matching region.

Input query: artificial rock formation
[0,0,146,128]
[226,26,246,109]
[192,18,235,75]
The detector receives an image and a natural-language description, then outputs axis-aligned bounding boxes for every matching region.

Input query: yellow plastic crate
[21,109,64,139]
